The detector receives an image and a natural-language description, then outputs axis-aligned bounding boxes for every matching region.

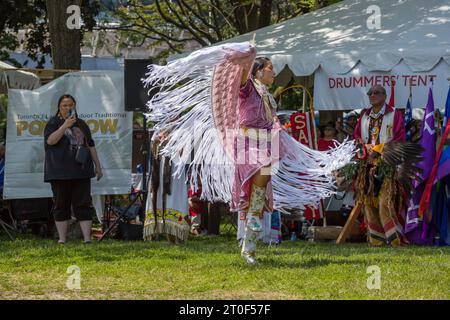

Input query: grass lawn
[1,229,450,300]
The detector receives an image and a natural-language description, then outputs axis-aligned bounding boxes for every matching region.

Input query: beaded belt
[239,127,272,140]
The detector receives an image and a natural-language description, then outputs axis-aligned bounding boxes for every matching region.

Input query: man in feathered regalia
[143,42,355,264]
[339,85,423,247]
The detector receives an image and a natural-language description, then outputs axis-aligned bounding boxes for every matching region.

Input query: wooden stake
[336,200,363,244]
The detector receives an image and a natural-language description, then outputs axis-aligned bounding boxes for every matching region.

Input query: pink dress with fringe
[144,42,356,214]
[231,79,278,213]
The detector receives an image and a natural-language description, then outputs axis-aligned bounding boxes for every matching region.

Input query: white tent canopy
[219,0,450,76]
[0,60,40,93]
[204,0,450,110]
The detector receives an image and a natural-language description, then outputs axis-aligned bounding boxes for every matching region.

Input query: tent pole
[302,88,306,113]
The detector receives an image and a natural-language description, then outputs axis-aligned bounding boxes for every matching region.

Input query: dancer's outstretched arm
[241,64,251,86]
[231,46,256,86]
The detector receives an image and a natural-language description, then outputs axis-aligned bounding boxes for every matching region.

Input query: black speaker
[124,59,155,112]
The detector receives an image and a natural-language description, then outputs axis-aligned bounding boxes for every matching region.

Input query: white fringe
[142,43,250,203]
[143,42,356,212]
[272,131,355,212]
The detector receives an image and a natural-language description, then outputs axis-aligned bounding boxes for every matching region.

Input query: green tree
[0,0,48,67]
[98,0,343,60]
[0,0,99,68]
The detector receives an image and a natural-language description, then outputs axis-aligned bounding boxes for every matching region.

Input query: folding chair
[221,209,238,235]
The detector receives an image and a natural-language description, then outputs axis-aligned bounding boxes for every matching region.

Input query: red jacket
[188,187,207,217]
[317,139,338,151]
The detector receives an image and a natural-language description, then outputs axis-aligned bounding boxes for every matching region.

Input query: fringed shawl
[143,42,356,213]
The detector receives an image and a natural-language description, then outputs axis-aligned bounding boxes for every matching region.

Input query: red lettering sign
[290,112,316,149]
[328,74,437,89]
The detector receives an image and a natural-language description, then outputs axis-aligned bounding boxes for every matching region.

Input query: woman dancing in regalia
[143,43,355,264]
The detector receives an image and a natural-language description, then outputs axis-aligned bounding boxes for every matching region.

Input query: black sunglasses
[367,90,385,96]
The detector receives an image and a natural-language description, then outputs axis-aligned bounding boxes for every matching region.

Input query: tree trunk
[245,3,259,32]
[232,1,247,34]
[258,0,272,29]
[232,1,260,34]
[46,0,82,76]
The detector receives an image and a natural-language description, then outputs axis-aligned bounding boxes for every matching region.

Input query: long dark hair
[54,94,87,137]
[55,94,77,117]
[251,57,270,78]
